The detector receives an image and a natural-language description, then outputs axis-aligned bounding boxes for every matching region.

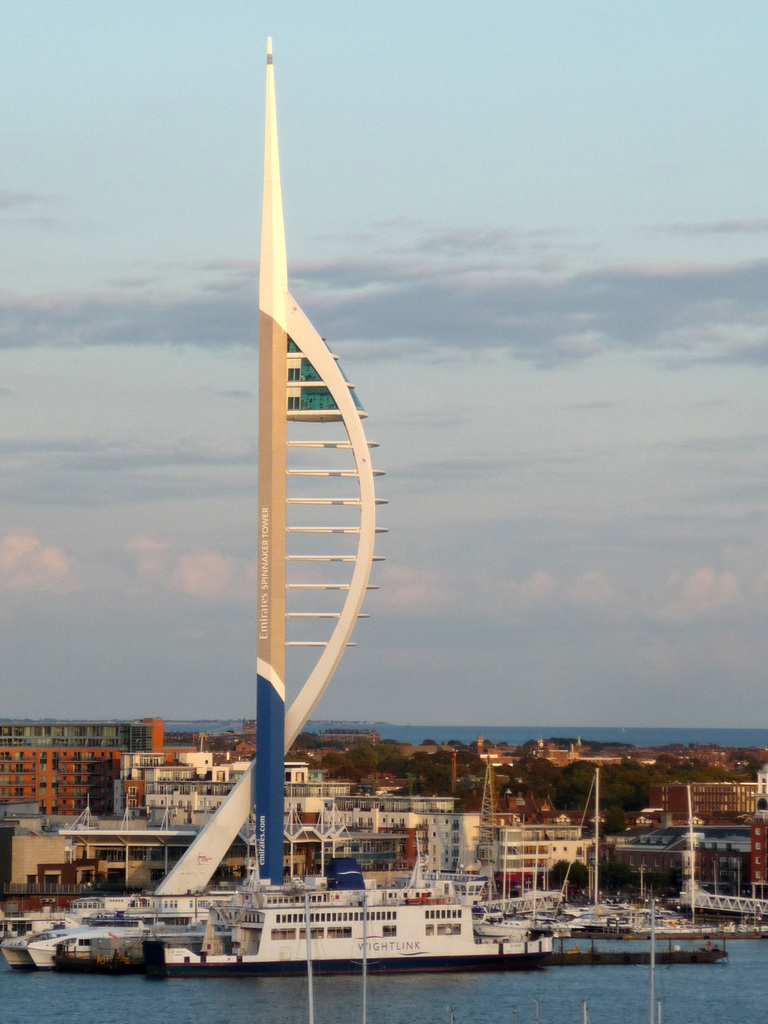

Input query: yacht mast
[649,896,656,1024]
[593,767,600,915]
[687,784,696,922]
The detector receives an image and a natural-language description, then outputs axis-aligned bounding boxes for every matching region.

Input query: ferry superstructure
[144,870,552,977]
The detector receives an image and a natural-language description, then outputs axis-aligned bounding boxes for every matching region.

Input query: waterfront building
[59,822,248,889]
[0,720,167,816]
[0,747,120,815]
[750,764,768,893]
[317,728,382,747]
[649,780,757,818]
[611,824,751,895]
[0,719,163,751]
[143,760,251,825]
[423,812,481,873]
[497,824,587,890]
[0,817,249,900]
[115,750,246,823]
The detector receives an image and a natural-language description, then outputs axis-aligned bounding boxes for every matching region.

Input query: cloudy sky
[2,1,768,727]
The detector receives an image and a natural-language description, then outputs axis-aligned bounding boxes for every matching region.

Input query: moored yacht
[1,926,73,970]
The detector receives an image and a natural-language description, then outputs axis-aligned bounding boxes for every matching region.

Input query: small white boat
[28,921,148,970]
[1,926,75,970]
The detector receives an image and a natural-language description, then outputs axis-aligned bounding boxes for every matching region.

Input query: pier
[548,937,727,966]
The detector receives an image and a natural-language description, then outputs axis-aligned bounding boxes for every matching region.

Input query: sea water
[1,940,762,1024]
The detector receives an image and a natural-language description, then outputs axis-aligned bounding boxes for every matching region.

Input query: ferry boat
[144,860,553,978]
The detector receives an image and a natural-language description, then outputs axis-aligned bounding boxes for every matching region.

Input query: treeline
[288,736,763,818]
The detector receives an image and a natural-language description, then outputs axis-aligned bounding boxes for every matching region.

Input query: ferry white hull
[144,882,552,979]
[144,940,550,977]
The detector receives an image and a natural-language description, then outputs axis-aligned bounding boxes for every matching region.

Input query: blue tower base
[255,674,285,884]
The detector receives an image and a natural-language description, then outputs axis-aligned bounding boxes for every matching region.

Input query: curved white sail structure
[156,39,381,894]
[282,296,382,746]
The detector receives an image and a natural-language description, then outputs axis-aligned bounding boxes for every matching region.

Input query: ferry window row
[270,926,397,942]
[271,927,348,941]
[425,909,461,919]
[275,910,397,924]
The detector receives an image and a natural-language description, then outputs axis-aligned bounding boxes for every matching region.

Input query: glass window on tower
[300,387,338,411]
[299,358,321,382]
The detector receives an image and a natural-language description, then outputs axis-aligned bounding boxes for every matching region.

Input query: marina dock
[548,938,727,966]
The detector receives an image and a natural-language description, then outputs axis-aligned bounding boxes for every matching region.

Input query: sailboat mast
[593,768,600,915]
[362,890,368,1024]
[305,890,314,1024]
[649,896,656,1024]
[687,783,696,923]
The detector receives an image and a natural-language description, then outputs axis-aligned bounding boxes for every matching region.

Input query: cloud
[508,569,616,611]
[411,226,524,257]
[290,254,768,369]
[377,563,458,611]
[0,531,78,591]
[0,438,257,508]
[0,287,256,350]
[0,190,50,211]
[569,570,616,605]
[654,567,742,623]
[661,219,768,235]
[126,535,169,576]
[517,569,557,603]
[125,536,243,598]
[205,386,254,401]
[3,246,768,370]
[169,551,237,597]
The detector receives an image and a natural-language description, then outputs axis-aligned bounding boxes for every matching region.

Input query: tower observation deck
[156,40,383,893]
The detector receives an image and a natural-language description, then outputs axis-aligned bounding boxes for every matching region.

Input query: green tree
[550,860,589,889]
[600,860,636,889]
[317,751,359,781]
[345,744,379,777]
[603,805,627,834]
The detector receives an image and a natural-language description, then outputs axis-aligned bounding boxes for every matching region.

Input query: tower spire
[260,37,287,325]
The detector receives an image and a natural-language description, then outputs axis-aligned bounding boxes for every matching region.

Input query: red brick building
[0,748,121,814]
[0,719,165,815]
[648,781,756,818]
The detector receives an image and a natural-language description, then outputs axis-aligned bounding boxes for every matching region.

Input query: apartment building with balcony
[0,720,166,816]
[0,747,121,815]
